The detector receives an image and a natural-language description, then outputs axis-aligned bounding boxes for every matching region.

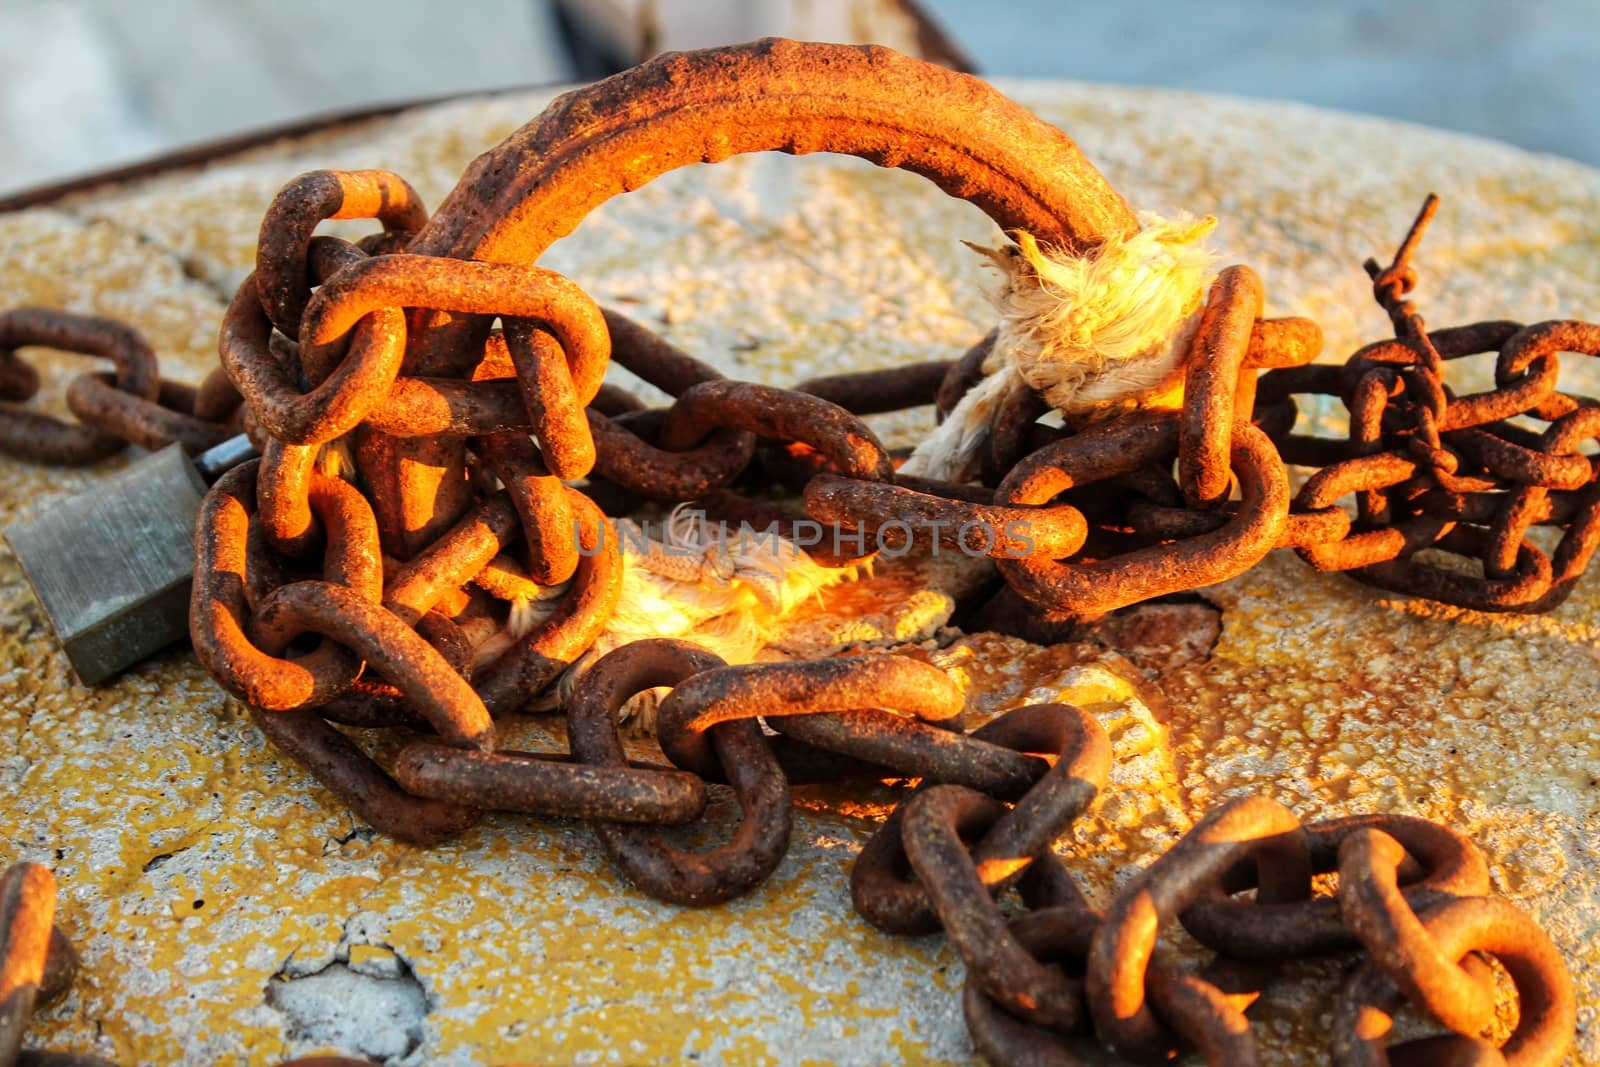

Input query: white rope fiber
[901,212,1220,482]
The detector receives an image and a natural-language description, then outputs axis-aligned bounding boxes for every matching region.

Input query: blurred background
[1,0,1596,197]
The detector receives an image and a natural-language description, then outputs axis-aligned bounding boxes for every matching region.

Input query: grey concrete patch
[267,953,429,1062]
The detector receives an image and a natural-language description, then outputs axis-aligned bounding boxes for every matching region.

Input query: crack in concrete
[140,849,178,873]
[326,825,377,852]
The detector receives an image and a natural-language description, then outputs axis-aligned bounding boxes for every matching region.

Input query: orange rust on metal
[254,170,429,335]
[1086,796,1309,1059]
[1179,265,1264,508]
[415,38,1138,268]
[63,372,234,455]
[804,473,1087,559]
[797,360,953,415]
[476,432,578,586]
[250,581,495,752]
[996,415,1288,617]
[220,270,408,448]
[472,490,622,716]
[1179,813,1489,960]
[1336,829,1498,1036]
[658,380,895,482]
[501,318,603,480]
[304,254,607,555]
[569,640,793,907]
[961,904,1260,1067]
[0,863,56,1065]
[876,706,1110,1003]
[248,705,481,846]
[393,742,708,824]
[1332,876,1575,1067]
[382,494,520,627]
[656,654,966,734]
[389,37,1140,550]
[587,408,755,499]
[190,462,367,712]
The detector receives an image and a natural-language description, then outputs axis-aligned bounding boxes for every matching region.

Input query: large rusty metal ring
[371,38,1140,545]
[414,39,1137,267]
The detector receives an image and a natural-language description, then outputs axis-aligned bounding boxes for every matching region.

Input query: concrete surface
[1,74,1598,1063]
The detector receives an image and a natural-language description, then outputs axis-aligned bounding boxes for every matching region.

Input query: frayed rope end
[901,212,1219,481]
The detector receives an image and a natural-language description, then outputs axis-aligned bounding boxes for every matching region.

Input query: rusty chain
[0,38,1588,1064]
[0,308,238,464]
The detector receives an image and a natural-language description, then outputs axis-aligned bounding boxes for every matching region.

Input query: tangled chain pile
[0,38,1592,1065]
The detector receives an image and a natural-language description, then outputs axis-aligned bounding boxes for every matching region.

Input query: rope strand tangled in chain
[0,38,1588,1066]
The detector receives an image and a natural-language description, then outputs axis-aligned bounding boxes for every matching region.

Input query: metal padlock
[4,435,256,685]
